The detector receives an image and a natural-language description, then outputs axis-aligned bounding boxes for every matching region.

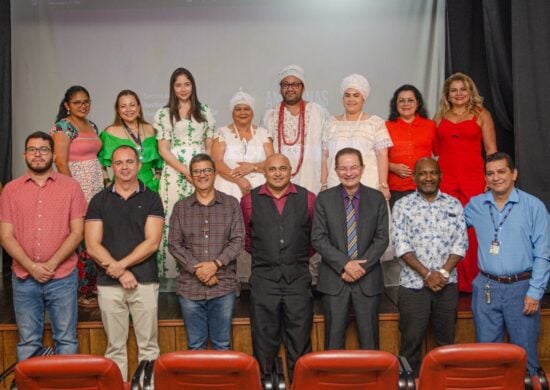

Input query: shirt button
[205,220,209,224]
[280,239,284,244]
[204,250,208,254]
[205,235,209,239]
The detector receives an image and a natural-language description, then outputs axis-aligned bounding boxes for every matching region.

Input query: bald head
[414,157,439,174]
[264,154,292,194]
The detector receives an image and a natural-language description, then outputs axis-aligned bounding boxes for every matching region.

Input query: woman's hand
[380,186,391,201]
[390,162,412,178]
[232,161,256,177]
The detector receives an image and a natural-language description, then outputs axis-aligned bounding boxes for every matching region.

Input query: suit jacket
[312,184,389,296]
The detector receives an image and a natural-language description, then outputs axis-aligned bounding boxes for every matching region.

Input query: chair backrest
[14,354,128,390]
[417,343,527,389]
[154,350,262,390]
[291,350,400,390]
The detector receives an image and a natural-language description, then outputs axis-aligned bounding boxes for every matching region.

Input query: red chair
[14,354,130,389]
[417,343,527,389]
[154,350,262,390]
[291,350,400,390]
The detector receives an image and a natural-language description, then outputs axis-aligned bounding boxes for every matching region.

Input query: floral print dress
[153,104,215,283]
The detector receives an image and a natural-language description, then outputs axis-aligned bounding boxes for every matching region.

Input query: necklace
[343,111,364,122]
[277,100,305,177]
[122,121,143,159]
[451,109,468,116]
[232,124,254,157]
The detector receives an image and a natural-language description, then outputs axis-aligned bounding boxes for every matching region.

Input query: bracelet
[253,165,258,172]
[423,270,432,280]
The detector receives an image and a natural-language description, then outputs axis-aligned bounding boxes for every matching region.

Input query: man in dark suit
[312,147,389,349]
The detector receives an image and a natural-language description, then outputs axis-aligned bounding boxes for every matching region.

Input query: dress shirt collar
[414,189,444,203]
[190,189,224,206]
[23,169,58,183]
[482,188,519,207]
[341,184,361,200]
[258,183,298,199]
[396,114,421,126]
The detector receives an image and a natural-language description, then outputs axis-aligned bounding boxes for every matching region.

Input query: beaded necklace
[277,100,305,177]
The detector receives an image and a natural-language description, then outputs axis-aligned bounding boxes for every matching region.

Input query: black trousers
[249,273,313,382]
[322,283,380,350]
[398,283,458,377]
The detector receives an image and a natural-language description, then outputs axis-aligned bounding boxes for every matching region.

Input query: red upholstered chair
[154,350,262,390]
[14,354,130,390]
[291,350,400,390]
[417,343,527,389]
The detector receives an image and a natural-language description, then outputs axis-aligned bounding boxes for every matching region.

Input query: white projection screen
[10,0,445,177]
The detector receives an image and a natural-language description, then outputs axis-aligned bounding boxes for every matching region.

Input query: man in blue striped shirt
[465,152,550,374]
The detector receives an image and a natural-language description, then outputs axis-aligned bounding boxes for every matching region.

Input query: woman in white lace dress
[321,74,393,200]
[211,91,274,201]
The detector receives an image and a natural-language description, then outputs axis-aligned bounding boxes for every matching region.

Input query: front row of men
[0,131,548,381]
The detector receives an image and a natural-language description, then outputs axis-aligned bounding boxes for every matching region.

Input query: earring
[66,109,70,115]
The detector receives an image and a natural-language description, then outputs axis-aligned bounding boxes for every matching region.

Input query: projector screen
[11,0,445,176]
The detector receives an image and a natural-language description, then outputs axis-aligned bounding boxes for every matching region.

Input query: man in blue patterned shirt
[465,152,550,375]
[392,157,468,376]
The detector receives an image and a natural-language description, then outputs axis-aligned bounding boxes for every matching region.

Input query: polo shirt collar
[396,114,420,126]
[111,180,145,196]
[414,189,444,203]
[258,183,298,199]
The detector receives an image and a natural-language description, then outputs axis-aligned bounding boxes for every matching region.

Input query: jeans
[178,292,236,350]
[12,269,79,361]
[472,274,540,374]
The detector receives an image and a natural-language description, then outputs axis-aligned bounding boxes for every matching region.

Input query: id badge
[489,239,500,255]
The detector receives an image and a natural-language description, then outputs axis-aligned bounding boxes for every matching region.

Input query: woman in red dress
[435,73,497,292]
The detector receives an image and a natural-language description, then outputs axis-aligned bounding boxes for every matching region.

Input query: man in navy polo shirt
[85,145,164,380]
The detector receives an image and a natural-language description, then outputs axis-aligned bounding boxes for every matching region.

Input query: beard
[26,157,54,174]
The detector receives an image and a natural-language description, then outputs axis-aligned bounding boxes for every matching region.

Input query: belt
[480,271,531,284]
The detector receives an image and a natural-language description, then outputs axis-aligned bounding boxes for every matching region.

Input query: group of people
[0,63,548,383]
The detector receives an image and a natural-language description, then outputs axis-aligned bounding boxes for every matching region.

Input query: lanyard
[488,203,514,242]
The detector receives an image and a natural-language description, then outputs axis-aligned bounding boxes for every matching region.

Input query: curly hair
[388,84,428,122]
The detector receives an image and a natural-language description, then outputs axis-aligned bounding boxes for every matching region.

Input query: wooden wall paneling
[175,326,187,351]
[231,322,253,354]
[158,325,177,354]
[89,328,107,356]
[77,328,90,354]
[127,327,138,379]
[1,330,17,390]
[379,316,399,355]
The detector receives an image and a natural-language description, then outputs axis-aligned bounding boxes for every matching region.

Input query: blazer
[312,184,389,296]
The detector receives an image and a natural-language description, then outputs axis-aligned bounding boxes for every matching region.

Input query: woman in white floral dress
[154,68,215,290]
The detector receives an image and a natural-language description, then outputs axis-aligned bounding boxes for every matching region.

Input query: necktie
[346,194,358,259]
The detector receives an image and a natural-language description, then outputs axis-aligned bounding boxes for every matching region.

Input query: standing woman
[321,73,393,199]
[386,85,436,208]
[154,68,215,289]
[211,90,274,200]
[99,90,162,192]
[50,85,104,307]
[435,72,497,292]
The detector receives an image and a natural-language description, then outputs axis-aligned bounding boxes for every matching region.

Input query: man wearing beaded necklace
[262,64,329,194]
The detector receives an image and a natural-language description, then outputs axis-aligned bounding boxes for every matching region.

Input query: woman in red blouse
[386,85,436,208]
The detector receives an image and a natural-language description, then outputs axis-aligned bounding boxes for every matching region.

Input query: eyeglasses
[69,99,91,107]
[280,82,303,90]
[191,168,215,176]
[336,165,362,174]
[25,146,52,155]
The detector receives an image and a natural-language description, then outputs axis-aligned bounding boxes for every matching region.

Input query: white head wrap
[340,73,371,100]
[229,90,255,113]
[278,64,306,84]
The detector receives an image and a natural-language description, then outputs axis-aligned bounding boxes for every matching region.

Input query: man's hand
[424,271,447,292]
[118,270,138,289]
[194,261,218,284]
[204,275,219,286]
[523,296,540,315]
[341,271,355,283]
[106,261,126,279]
[30,263,55,283]
[343,260,367,282]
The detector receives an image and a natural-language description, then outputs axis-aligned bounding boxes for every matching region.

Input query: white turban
[340,73,371,100]
[229,90,255,113]
[278,64,306,84]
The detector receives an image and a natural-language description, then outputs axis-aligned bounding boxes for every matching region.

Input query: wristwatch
[438,268,450,279]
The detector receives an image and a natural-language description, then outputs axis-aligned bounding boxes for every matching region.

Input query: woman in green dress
[99,89,162,191]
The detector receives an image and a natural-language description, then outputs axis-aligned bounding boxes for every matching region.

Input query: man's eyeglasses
[25,146,52,155]
[191,168,215,176]
[280,82,303,90]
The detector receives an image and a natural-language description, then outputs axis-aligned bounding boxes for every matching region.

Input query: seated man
[392,157,467,376]
[0,131,86,361]
[85,145,164,380]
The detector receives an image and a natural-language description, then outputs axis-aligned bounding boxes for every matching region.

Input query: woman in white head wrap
[211,90,274,200]
[321,73,393,200]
